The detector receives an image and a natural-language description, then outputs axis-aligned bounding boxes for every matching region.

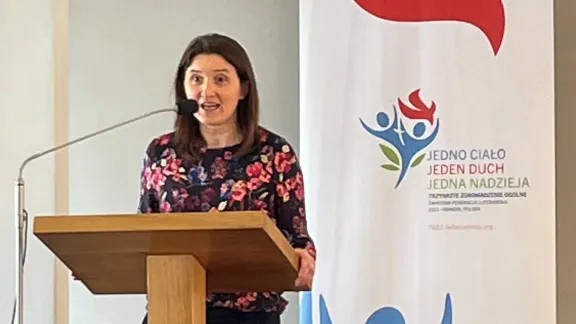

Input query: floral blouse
[138,126,316,313]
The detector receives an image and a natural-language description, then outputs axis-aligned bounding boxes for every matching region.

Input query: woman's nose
[201,81,216,96]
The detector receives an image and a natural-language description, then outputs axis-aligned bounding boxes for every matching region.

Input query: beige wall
[1,0,58,322]
[555,0,576,321]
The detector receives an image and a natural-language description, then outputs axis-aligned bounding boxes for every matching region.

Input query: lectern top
[33,210,302,294]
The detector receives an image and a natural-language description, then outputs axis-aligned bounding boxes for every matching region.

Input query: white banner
[298,0,556,323]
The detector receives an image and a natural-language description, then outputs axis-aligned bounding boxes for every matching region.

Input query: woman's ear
[240,81,249,99]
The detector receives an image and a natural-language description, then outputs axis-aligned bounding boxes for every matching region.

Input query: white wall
[0,0,56,324]
[68,0,300,323]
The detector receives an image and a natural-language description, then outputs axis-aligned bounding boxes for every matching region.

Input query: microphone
[11,99,198,324]
[176,99,200,115]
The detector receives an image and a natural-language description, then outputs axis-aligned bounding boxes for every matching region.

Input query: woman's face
[184,53,247,127]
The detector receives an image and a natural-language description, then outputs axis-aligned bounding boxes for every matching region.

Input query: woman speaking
[139,33,316,324]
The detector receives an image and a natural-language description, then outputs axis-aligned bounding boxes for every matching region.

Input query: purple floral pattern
[138,127,316,313]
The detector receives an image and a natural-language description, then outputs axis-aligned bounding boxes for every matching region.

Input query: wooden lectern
[33,211,304,324]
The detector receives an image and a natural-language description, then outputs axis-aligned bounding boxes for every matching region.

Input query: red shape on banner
[398,89,436,124]
[354,0,506,55]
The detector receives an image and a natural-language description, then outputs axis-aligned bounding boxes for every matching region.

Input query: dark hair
[173,33,260,159]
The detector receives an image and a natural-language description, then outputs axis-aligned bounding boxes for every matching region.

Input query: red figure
[398,89,436,124]
[354,0,506,55]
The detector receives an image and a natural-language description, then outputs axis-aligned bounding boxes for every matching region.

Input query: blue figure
[300,292,452,324]
[319,295,333,324]
[365,307,405,324]
[366,293,453,324]
[359,105,439,187]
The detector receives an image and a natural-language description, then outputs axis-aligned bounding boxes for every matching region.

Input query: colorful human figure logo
[360,89,439,188]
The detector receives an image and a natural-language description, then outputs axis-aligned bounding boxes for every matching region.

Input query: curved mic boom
[11,99,198,324]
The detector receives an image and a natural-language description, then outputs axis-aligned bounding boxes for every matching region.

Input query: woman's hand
[294,248,315,289]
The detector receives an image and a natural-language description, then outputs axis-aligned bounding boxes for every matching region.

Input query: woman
[139,33,316,324]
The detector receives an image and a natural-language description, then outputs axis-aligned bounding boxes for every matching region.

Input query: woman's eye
[215,75,228,83]
[190,75,202,83]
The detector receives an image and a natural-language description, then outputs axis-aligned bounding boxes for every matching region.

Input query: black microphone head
[176,99,199,115]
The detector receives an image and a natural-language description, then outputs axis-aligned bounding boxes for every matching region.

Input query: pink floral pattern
[138,127,316,313]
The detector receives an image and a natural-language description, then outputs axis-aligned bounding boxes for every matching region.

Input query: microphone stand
[12,107,177,324]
